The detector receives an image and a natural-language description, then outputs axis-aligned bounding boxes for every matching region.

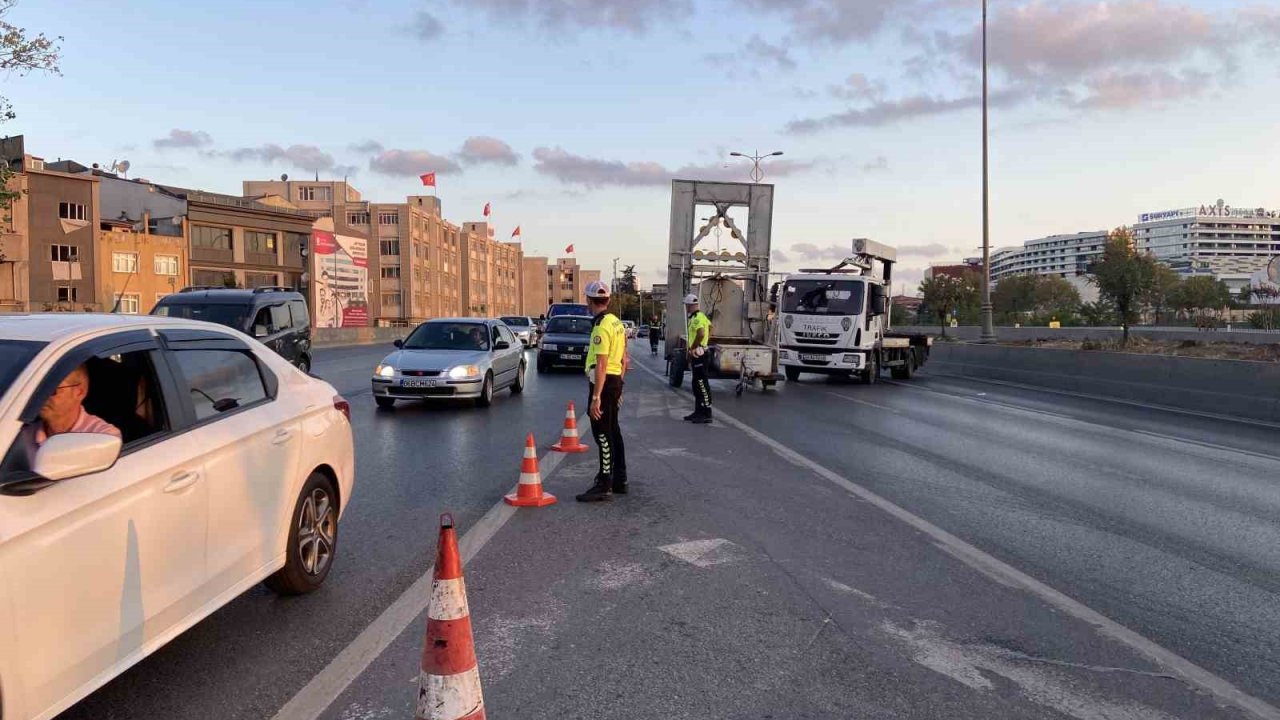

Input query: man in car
[468,326,487,350]
[577,280,629,502]
[36,364,121,446]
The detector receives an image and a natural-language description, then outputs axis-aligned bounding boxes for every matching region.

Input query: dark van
[152,286,313,371]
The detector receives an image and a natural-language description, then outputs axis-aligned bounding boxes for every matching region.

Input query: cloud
[1068,68,1209,109]
[225,144,338,172]
[451,0,692,34]
[531,146,819,188]
[457,136,520,166]
[786,89,1028,134]
[771,249,790,263]
[828,73,885,101]
[740,0,901,44]
[153,129,213,150]
[369,149,462,176]
[897,243,949,256]
[350,140,384,154]
[412,10,444,40]
[703,34,796,77]
[861,155,889,172]
[789,242,849,261]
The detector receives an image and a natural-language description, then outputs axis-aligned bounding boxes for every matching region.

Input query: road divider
[504,434,557,507]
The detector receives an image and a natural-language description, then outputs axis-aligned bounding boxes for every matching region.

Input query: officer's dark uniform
[648,319,661,354]
[686,308,712,422]
[577,310,628,501]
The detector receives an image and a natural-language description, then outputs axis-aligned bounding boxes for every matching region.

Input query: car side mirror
[393,338,404,348]
[253,324,269,338]
[494,340,511,350]
[31,432,122,483]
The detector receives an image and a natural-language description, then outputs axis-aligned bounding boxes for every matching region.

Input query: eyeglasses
[55,383,82,391]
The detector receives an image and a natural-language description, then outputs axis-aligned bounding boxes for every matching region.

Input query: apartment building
[459,221,523,317]
[164,189,311,290]
[98,219,189,314]
[243,178,361,219]
[1134,201,1280,292]
[521,256,599,314]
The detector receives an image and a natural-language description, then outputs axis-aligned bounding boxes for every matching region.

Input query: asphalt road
[56,342,1280,719]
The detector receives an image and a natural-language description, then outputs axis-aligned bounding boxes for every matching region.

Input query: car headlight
[542,343,559,351]
[841,317,852,332]
[783,314,793,328]
[376,364,395,378]
[448,365,481,379]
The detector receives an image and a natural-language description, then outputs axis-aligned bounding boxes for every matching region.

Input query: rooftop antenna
[109,159,130,177]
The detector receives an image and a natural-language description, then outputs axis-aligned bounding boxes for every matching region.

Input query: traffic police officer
[684,293,713,424]
[577,280,629,502]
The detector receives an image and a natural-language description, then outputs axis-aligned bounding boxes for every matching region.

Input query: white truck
[775,238,931,384]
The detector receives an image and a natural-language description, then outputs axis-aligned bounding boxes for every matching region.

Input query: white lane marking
[819,389,899,412]
[658,538,744,568]
[270,417,583,720]
[633,361,1280,720]
[821,577,888,608]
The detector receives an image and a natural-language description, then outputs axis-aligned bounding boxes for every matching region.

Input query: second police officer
[684,293,713,424]
[576,280,629,502]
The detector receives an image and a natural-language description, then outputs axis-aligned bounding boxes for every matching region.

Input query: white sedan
[0,314,355,720]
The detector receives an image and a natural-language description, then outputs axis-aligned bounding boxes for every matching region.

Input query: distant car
[638,326,649,338]
[152,286,313,372]
[499,315,537,347]
[372,318,526,409]
[547,303,590,318]
[537,315,595,373]
[621,320,638,338]
[0,314,354,720]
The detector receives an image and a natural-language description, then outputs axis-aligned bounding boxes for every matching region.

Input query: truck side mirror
[769,282,780,305]
[869,284,887,316]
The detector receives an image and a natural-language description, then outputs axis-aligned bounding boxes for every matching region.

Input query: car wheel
[511,361,526,394]
[784,366,801,382]
[266,472,339,596]
[475,373,494,407]
[296,355,311,374]
[375,396,396,409]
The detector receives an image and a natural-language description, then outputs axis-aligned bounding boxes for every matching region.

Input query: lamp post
[979,0,997,343]
[729,150,784,183]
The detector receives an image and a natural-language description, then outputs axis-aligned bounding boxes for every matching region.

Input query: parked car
[0,314,354,720]
[537,315,595,373]
[152,286,313,372]
[372,318,526,409]
[547,302,590,318]
[621,320,638,338]
[500,315,538,347]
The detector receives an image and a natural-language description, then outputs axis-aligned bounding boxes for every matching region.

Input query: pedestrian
[577,280,629,502]
[683,293,713,424]
[648,315,661,355]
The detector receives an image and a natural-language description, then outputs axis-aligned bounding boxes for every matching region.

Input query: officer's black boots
[612,473,628,494]
[576,477,613,502]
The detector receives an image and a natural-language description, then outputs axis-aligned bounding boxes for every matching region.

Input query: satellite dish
[281,173,289,181]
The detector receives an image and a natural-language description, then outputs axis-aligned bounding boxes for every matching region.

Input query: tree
[993,273,1081,324]
[1089,228,1157,345]
[1032,275,1082,323]
[0,1,62,210]
[1078,300,1116,327]
[1142,263,1182,325]
[1172,276,1231,327]
[617,264,637,295]
[919,274,976,337]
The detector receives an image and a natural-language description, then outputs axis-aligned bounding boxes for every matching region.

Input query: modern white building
[989,231,1108,302]
[1133,200,1280,292]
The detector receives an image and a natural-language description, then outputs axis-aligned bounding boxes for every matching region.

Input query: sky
[7,0,1280,293]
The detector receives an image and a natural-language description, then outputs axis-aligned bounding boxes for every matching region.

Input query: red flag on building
[565,243,574,254]
[511,226,521,238]
[419,172,436,187]
[483,202,491,217]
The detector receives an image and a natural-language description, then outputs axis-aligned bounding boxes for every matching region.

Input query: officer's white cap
[585,280,611,299]
[682,293,699,305]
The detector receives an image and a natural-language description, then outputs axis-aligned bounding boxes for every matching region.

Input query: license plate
[563,354,583,360]
[402,378,440,388]
[800,354,827,362]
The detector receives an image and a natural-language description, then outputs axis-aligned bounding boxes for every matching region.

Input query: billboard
[312,223,370,328]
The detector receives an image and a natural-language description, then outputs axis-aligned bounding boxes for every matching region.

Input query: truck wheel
[861,353,879,385]
[891,351,914,380]
[669,352,686,388]
[784,366,801,382]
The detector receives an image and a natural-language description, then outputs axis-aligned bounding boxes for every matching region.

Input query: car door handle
[164,471,199,494]
[271,429,294,446]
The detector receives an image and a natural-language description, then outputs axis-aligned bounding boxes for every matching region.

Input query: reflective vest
[586,312,626,376]
[687,311,711,348]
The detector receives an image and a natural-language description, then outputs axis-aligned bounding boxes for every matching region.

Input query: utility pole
[979,0,997,343]
[612,257,620,315]
[729,150,784,183]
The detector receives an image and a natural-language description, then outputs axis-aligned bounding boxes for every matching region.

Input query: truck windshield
[782,280,865,315]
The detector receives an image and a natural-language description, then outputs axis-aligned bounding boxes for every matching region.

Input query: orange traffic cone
[504,434,557,507]
[550,401,590,453]
[417,514,485,720]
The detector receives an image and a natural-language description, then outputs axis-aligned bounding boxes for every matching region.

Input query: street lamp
[729,150,784,183]
[979,0,997,343]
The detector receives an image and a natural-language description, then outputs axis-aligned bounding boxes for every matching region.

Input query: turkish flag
[419,172,436,187]
[483,202,491,217]
[565,244,574,254]
[511,226,521,238]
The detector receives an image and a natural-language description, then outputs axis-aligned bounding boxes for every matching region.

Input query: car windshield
[549,304,590,317]
[782,280,865,315]
[153,302,251,329]
[545,317,594,335]
[501,316,530,327]
[0,339,46,397]
[403,322,490,351]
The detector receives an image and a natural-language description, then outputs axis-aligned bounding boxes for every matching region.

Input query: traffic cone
[550,401,590,453]
[504,433,557,507]
[416,514,485,720]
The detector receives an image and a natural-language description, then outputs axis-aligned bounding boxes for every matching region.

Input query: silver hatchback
[372,318,527,409]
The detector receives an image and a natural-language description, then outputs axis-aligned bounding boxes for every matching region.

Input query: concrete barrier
[928,343,1280,424]
[312,326,409,348]
[911,325,1280,345]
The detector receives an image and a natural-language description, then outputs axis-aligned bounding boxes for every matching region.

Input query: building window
[112,251,138,273]
[379,212,399,225]
[192,225,232,250]
[50,244,78,262]
[299,186,331,202]
[245,272,278,289]
[382,266,401,279]
[245,230,278,254]
[154,254,180,275]
[380,239,400,256]
[114,293,140,314]
[381,291,402,307]
[58,202,87,221]
[348,211,370,225]
[57,286,78,303]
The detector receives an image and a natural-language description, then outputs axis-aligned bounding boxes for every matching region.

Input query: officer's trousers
[691,353,712,417]
[588,376,627,482]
